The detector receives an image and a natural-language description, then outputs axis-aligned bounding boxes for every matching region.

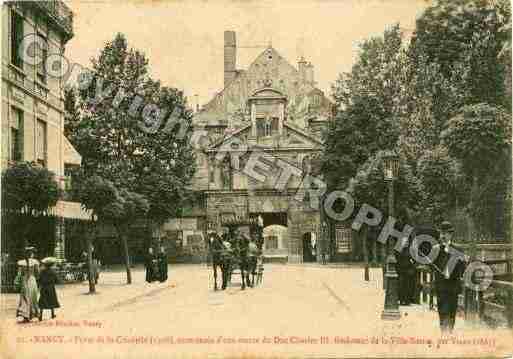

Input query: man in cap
[432,221,467,333]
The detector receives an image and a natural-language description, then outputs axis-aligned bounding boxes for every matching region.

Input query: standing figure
[145,247,157,283]
[432,221,467,333]
[157,246,168,282]
[38,258,60,320]
[16,247,40,323]
[396,236,417,305]
[91,245,101,284]
[247,236,259,287]
[220,236,233,290]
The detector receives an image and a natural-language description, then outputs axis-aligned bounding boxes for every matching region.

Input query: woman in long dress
[38,258,60,320]
[157,246,168,283]
[16,247,40,323]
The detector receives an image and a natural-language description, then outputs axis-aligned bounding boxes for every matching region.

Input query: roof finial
[267,37,272,48]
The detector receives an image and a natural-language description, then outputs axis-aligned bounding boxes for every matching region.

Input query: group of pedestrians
[145,246,168,283]
[15,247,60,323]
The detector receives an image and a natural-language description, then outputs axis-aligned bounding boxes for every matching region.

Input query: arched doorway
[302,232,317,262]
[251,212,288,263]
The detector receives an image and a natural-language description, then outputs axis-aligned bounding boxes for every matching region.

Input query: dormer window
[248,88,287,140]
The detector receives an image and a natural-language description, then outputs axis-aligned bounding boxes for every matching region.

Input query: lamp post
[381,150,401,320]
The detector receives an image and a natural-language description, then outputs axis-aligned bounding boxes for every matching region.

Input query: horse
[207,232,231,291]
[234,233,260,290]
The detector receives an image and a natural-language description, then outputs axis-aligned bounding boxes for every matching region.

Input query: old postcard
[1,0,512,358]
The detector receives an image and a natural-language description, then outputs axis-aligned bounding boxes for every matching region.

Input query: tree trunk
[362,226,369,281]
[118,226,132,284]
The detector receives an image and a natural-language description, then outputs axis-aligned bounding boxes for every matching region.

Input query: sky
[65,0,430,108]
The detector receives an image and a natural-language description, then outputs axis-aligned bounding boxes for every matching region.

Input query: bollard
[464,270,483,327]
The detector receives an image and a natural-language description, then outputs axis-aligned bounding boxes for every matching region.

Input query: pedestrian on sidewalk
[157,246,168,282]
[145,247,157,283]
[431,221,466,334]
[38,257,60,321]
[15,247,40,323]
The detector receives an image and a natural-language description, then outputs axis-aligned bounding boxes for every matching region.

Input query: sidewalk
[0,264,179,319]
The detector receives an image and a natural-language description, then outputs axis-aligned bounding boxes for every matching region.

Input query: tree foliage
[323,0,511,236]
[442,103,511,180]
[2,162,60,214]
[411,0,511,108]
[66,33,196,227]
[322,25,405,190]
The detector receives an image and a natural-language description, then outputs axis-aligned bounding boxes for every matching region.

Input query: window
[256,118,265,137]
[36,34,48,84]
[209,163,215,183]
[257,117,278,138]
[264,121,272,137]
[336,227,352,254]
[11,9,24,68]
[265,236,278,250]
[36,119,47,167]
[10,107,23,161]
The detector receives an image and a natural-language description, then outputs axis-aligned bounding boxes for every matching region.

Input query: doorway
[302,232,316,262]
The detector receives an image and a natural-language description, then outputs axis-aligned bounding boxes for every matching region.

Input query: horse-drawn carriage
[207,214,264,291]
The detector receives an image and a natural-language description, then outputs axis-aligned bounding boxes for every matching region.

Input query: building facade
[163,31,356,263]
[1,1,89,260]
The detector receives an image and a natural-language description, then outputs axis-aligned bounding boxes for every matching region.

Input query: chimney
[298,56,307,82]
[224,31,237,87]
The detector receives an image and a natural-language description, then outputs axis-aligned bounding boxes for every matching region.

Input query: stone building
[164,31,345,263]
[1,1,89,260]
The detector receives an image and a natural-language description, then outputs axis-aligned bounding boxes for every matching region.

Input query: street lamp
[381,150,400,320]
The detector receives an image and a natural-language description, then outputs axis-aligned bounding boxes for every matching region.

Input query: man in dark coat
[157,246,168,282]
[145,247,157,283]
[38,258,60,321]
[431,221,467,333]
[396,236,417,305]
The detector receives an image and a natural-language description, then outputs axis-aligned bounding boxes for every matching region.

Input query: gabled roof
[193,46,333,128]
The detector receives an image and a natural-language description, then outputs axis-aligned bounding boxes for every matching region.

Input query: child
[38,258,60,320]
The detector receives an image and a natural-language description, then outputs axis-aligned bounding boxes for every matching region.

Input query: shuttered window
[10,107,23,161]
[36,119,47,167]
[11,9,24,68]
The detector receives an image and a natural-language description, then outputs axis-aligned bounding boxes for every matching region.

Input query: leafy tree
[134,86,196,236]
[78,176,149,287]
[2,162,60,253]
[68,33,196,269]
[322,24,406,190]
[442,103,511,239]
[77,176,117,292]
[416,146,468,226]
[348,151,421,270]
[410,0,511,109]
[102,189,149,284]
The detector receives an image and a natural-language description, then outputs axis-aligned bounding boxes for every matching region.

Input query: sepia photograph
[0,0,512,358]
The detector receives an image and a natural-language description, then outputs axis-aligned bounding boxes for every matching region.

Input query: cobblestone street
[1,264,512,358]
